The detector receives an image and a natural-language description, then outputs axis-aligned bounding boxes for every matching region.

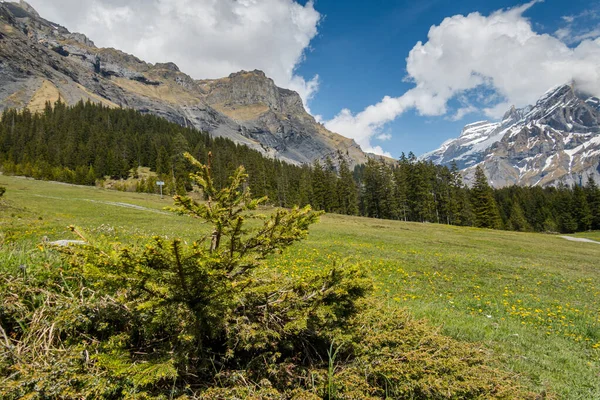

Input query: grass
[1,174,599,399]
[573,231,600,242]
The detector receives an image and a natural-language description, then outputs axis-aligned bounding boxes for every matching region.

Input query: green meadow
[1,175,599,399]
[574,231,600,242]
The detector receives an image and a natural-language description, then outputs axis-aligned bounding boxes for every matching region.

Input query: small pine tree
[55,152,369,395]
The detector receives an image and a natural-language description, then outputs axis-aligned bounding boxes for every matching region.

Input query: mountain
[0,1,369,166]
[421,83,600,187]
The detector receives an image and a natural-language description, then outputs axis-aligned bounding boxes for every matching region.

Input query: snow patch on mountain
[422,84,600,187]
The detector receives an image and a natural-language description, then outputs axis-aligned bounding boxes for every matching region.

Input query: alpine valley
[0,1,368,166]
[422,84,600,188]
[2,0,600,189]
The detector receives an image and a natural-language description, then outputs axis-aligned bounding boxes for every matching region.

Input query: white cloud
[573,29,600,42]
[449,105,478,121]
[325,0,600,154]
[555,9,600,44]
[377,133,392,141]
[325,95,413,156]
[554,27,572,41]
[26,0,321,106]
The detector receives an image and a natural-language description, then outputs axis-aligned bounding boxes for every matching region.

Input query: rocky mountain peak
[501,104,530,125]
[154,62,180,72]
[229,69,267,79]
[422,82,600,187]
[502,105,517,120]
[2,1,36,19]
[526,83,599,133]
[460,121,495,136]
[0,6,370,167]
[198,69,305,117]
[16,0,39,17]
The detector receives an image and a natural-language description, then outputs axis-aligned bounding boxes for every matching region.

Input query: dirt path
[33,195,171,215]
[560,236,600,245]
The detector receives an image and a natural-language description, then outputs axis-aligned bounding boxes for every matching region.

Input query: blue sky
[295,0,599,156]
[28,0,600,158]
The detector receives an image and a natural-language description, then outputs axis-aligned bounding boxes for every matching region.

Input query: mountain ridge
[0,1,371,166]
[422,83,600,187]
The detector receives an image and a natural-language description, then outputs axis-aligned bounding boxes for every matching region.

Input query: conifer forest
[1,101,599,234]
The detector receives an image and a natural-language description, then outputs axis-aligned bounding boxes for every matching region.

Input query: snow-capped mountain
[421,84,600,187]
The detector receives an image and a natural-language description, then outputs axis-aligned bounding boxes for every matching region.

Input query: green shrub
[0,154,540,399]
[0,186,5,197]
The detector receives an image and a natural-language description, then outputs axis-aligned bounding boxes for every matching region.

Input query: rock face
[0,2,369,166]
[421,84,600,187]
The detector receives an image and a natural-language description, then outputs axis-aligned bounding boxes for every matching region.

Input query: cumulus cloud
[325,0,600,156]
[324,95,414,156]
[26,0,321,105]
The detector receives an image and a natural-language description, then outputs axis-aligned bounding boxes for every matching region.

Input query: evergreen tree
[406,160,435,223]
[1,100,598,234]
[506,201,532,232]
[336,156,359,215]
[323,156,340,212]
[584,176,600,230]
[311,160,327,211]
[470,166,502,229]
[394,156,410,221]
[573,184,592,231]
[554,183,578,233]
[297,165,313,207]
[361,159,396,219]
[448,162,468,225]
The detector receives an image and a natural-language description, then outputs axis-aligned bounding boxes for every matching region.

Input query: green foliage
[506,201,532,232]
[1,101,599,235]
[360,158,397,219]
[585,176,600,230]
[335,156,359,216]
[0,153,368,398]
[471,166,502,229]
[0,101,310,202]
[0,155,541,399]
[334,301,538,399]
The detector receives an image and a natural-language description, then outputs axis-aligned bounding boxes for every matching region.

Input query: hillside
[2,100,600,234]
[1,174,599,398]
[422,84,600,187]
[0,1,368,166]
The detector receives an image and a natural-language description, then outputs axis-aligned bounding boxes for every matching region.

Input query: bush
[0,154,539,399]
[0,186,5,197]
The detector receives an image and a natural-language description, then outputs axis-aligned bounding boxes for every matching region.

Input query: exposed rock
[17,1,39,18]
[0,1,371,167]
[422,84,600,187]
[154,62,180,72]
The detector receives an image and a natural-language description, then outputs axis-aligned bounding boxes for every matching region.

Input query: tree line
[1,100,599,234]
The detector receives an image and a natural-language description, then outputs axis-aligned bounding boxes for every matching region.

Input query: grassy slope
[573,231,600,242]
[1,175,599,399]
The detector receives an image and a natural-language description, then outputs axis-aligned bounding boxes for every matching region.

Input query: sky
[24,0,600,158]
